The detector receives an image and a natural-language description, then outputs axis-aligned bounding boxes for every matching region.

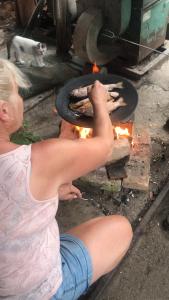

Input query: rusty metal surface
[123,29,167,64]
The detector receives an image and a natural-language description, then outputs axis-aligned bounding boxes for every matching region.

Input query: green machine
[54,0,169,65]
[122,0,169,63]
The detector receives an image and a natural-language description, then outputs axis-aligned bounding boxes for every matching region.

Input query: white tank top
[0,145,62,299]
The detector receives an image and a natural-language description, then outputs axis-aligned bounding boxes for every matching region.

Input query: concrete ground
[97,185,169,300]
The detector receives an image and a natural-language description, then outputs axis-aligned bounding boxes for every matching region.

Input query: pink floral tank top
[0,145,62,299]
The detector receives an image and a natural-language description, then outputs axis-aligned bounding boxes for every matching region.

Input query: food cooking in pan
[69,82,127,117]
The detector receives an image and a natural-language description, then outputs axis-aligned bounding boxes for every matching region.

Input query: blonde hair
[0,58,30,101]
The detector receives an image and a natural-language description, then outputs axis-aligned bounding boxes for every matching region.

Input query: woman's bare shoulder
[33,137,76,148]
[31,138,77,163]
[31,138,63,156]
[30,138,79,185]
[30,139,64,181]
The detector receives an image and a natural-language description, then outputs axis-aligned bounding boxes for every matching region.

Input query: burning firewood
[70,97,127,117]
[70,82,124,98]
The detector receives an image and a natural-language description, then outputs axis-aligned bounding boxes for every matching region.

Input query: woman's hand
[58,183,82,200]
[88,80,109,108]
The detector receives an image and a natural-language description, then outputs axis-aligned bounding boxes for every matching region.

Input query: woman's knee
[107,215,133,248]
[89,215,133,281]
[118,215,133,243]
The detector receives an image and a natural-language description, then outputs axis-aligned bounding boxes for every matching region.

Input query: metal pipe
[102,29,169,58]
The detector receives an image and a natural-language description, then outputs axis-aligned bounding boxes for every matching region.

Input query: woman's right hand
[88,80,109,108]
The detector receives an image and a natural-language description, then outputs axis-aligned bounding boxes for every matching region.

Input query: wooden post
[15,0,36,27]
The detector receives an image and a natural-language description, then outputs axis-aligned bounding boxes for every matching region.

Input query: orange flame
[75,126,92,139]
[92,62,100,73]
[75,126,130,140]
[115,127,130,139]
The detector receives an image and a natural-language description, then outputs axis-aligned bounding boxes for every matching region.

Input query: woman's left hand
[58,183,82,200]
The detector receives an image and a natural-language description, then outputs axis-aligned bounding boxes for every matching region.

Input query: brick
[106,138,131,165]
[123,128,151,191]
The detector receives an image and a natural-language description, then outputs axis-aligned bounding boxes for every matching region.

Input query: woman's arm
[31,81,114,192]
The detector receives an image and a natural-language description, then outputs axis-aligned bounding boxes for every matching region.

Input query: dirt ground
[92,186,169,300]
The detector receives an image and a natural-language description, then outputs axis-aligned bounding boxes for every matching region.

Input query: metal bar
[102,30,169,58]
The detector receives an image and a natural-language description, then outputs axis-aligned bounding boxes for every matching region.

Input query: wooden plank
[15,0,36,26]
[106,156,129,180]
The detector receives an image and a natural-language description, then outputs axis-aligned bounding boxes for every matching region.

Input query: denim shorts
[51,233,93,300]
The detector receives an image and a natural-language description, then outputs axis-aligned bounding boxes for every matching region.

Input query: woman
[0,58,133,300]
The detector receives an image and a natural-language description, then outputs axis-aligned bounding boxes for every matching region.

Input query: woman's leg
[67,215,133,283]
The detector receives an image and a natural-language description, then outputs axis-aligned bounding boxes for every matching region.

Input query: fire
[75,126,92,139]
[115,126,130,139]
[92,62,100,73]
[75,126,130,139]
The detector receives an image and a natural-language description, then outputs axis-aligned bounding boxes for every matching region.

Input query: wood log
[70,82,124,98]
[106,158,128,180]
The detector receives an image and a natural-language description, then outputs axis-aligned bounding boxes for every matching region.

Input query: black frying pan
[55,73,138,128]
